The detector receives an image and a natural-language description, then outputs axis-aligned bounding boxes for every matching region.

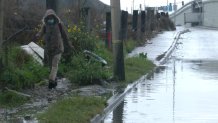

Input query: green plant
[68,25,97,52]
[125,56,155,83]
[38,96,106,123]
[0,46,49,90]
[0,91,29,108]
[124,39,138,54]
[60,53,110,85]
[58,24,113,85]
[139,52,147,59]
[94,41,113,64]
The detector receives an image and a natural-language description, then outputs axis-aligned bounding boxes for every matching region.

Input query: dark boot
[48,80,57,89]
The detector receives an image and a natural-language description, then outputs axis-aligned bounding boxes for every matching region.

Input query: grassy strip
[0,91,29,108]
[123,40,155,83]
[123,39,138,54]
[37,96,106,123]
[125,57,155,83]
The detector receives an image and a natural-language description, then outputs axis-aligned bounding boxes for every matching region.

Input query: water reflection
[112,101,124,123]
[172,56,176,123]
[104,28,218,123]
[104,58,218,123]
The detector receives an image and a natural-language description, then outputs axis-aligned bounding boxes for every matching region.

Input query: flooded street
[104,28,218,123]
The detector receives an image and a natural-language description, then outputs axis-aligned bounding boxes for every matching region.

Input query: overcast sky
[100,0,193,12]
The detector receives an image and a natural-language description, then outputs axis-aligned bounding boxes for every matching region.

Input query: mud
[0,78,112,122]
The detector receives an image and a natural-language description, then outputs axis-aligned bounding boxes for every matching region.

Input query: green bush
[60,53,110,85]
[68,25,97,52]
[94,41,113,64]
[0,46,49,90]
[58,25,112,86]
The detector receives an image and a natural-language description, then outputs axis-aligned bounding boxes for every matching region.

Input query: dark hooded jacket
[38,9,65,56]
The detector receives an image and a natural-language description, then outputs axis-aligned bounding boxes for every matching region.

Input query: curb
[195,26,218,31]
[159,29,190,65]
[90,75,147,123]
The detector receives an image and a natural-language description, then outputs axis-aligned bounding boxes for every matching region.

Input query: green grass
[0,28,155,122]
[125,57,155,83]
[0,91,29,108]
[60,53,111,86]
[38,96,106,123]
[123,40,138,54]
[37,57,155,123]
[36,44,155,123]
[0,46,49,90]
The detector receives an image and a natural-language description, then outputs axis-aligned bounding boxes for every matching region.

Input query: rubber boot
[48,79,57,89]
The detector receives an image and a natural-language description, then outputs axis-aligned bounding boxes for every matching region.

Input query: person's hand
[35,33,40,39]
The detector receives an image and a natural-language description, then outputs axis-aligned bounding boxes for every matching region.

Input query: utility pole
[111,0,125,81]
[144,0,145,10]
[0,0,4,47]
[133,0,135,11]
[174,0,176,24]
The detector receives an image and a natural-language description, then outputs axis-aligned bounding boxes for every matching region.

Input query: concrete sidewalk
[129,26,185,65]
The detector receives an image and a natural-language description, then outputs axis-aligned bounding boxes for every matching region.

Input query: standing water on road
[104,28,218,123]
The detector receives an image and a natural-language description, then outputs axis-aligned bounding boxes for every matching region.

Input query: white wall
[202,1,218,27]
[170,1,193,26]
[170,0,218,28]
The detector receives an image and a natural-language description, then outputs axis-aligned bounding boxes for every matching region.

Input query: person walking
[35,9,72,89]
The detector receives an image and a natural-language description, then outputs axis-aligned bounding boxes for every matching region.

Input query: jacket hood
[42,9,60,24]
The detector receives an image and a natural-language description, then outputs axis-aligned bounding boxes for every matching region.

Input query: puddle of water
[105,27,218,123]
[104,58,218,123]
[0,115,39,123]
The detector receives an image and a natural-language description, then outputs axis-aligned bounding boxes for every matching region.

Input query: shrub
[0,46,49,90]
[60,53,110,86]
[59,25,112,86]
[68,25,97,52]
[94,41,113,64]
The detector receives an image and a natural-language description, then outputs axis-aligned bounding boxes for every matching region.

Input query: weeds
[60,53,110,85]
[38,96,106,123]
[0,46,49,90]
[0,91,29,108]
[125,56,155,83]
[59,25,112,86]
[123,39,138,54]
